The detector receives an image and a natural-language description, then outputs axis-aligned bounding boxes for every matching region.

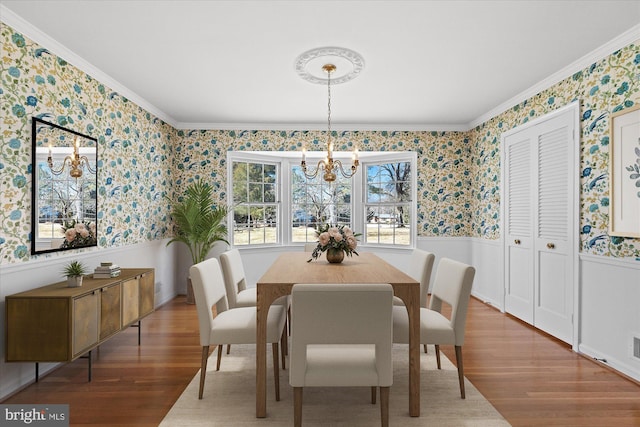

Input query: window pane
[264,164,276,183]
[249,163,262,182]
[232,162,247,203]
[264,184,275,203]
[233,205,250,245]
[249,183,262,203]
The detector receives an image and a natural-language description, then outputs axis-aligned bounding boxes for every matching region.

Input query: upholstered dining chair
[393,248,435,308]
[392,257,475,399]
[220,248,290,365]
[189,257,288,400]
[290,283,394,427]
[303,242,317,252]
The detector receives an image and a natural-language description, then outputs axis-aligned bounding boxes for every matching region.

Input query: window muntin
[231,160,278,246]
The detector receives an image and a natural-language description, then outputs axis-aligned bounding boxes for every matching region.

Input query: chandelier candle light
[47,136,95,178]
[298,50,363,182]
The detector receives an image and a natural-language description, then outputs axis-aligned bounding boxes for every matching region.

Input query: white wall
[0,239,178,400]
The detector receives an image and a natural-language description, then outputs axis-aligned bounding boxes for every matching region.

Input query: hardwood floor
[3,295,640,426]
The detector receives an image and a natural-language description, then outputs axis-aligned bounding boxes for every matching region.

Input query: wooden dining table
[255,251,421,418]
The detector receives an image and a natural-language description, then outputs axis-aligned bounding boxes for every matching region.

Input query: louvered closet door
[504,132,534,324]
[502,105,576,345]
[533,114,575,344]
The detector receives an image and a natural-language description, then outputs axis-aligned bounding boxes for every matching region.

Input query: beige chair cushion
[304,344,378,386]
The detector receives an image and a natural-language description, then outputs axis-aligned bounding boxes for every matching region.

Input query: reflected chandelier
[47,136,95,178]
[296,47,364,182]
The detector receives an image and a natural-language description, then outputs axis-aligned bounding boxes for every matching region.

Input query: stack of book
[93,262,121,279]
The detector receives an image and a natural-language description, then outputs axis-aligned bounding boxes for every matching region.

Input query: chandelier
[295,47,364,183]
[47,136,95,178]
[301,63,359,182]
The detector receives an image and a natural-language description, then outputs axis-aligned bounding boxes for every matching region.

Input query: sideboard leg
[80,351,93,382]
[131,320,142,345]
[35,363,39,382]
[88,350,92,382]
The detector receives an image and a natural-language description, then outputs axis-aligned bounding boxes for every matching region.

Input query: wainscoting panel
[579,254,640,382]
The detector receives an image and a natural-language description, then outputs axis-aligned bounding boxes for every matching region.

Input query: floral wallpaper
[469,41,640,257]
[0,22,175,265]
[1,19,638,265]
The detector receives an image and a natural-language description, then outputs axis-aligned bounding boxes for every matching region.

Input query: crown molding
[175,121,469,132]
[468,23,640,129]
[0,4,179,128]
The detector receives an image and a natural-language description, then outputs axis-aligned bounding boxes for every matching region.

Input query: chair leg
[226,344,231,354]
[294,387,303,427]
[455,345,466,399]
[216,344,223,371]
[423,344,428,353]
[198,345,209,399]
[272,342,280,401]
[288,306,292,336]
[280,328,287,370]
[435,344,441,369]
[380,386,390,427]
[371,386,376,404]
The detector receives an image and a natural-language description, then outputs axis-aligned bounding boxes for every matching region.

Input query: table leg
[395,286,421,417]
[256,286,280,418]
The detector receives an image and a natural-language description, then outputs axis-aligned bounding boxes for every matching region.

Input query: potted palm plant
[166,179,229,303]
[62,260,88,287]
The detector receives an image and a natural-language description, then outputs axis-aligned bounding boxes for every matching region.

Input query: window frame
[227,150,417,249]
[227,152,281,247]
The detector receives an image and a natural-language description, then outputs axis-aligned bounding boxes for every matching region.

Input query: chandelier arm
[301,160,325,180]
[80,155,96,174]
[333,159,358,179]
[48,155,73,175]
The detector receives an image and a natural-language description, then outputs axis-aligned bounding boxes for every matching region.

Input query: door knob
[514,239,521,245]
[547,243,555,249]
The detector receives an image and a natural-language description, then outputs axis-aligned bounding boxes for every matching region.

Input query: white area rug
[160,344,511,426]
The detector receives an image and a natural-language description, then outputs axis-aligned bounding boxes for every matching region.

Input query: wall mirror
[31,117,98,254]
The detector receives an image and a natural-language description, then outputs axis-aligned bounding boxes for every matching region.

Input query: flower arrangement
[60,220,97,248]
[308,223,361,262]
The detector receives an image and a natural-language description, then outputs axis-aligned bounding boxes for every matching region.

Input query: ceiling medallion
[294,46,365,85]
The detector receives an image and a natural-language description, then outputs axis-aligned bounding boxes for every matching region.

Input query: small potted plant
[62,260,88,287]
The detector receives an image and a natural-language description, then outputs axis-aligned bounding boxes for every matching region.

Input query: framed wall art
[609,104,640,238]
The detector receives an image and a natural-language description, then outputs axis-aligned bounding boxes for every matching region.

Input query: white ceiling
[2,0,639,130]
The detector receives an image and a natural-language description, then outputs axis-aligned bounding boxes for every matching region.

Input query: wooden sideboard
[5,268,154,380]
